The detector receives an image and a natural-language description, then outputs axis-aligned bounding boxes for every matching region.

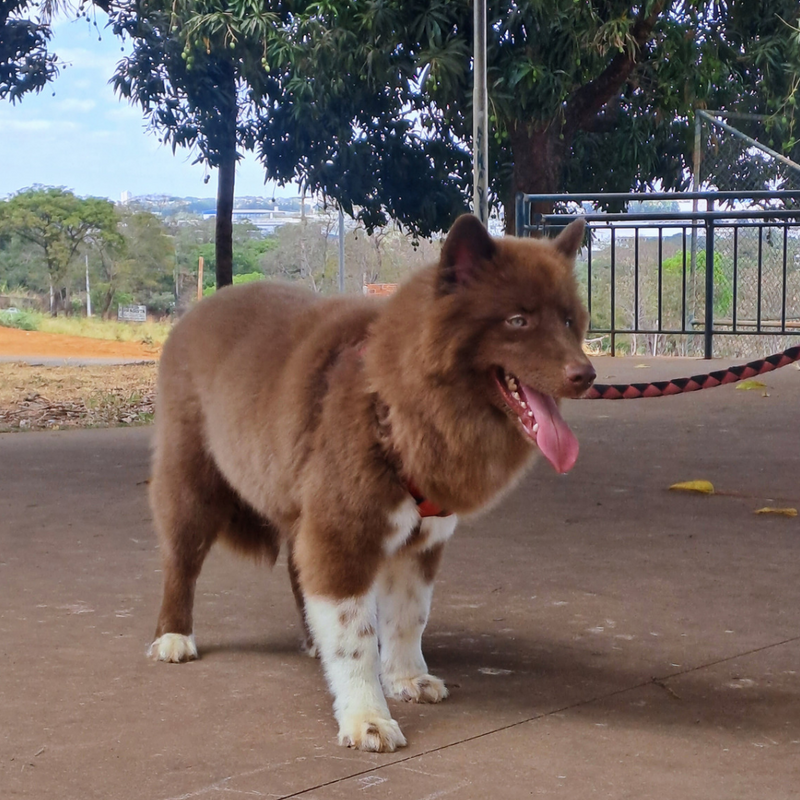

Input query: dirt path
[0,326,161,361]
[0,326,160,432]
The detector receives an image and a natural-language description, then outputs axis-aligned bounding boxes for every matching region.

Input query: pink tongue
[520,385,580,474]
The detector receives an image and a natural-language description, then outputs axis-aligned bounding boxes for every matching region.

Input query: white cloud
[105,105,146,123]
[0,119,55,132]
[86,129,115,141]
[55,98,97,113]
[56,46,123,76]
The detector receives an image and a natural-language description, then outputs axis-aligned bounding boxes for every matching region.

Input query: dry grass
[34,314,172,345]
[0,363,158,432]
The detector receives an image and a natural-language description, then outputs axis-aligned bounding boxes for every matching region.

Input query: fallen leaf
[669,480,715,495]
[634,364,650,369]
[736,379,767,391]
[754,507,798,517]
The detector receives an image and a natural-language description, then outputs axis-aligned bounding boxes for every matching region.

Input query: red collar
[405,479,452,518]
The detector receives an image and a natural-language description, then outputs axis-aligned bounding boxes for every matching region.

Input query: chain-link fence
[696,111,800,194]
[691,112,800,356]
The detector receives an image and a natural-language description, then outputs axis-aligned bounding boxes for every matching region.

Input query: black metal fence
[516,191,800,358]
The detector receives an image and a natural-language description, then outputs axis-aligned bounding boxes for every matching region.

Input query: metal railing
[516,191,800,358]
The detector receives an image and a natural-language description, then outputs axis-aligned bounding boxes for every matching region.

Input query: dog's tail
[219,497,281,565]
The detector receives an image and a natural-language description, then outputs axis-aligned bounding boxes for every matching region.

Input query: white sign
[118,304,147,322]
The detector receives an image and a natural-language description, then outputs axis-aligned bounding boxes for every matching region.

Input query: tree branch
[565,1,667,138]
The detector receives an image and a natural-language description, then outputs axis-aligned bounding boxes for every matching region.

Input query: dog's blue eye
[507,315,527,328]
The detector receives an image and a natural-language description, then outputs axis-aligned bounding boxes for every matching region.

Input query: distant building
[202,206,305,235]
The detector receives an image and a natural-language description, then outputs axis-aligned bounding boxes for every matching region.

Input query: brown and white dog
[148,214,595,752]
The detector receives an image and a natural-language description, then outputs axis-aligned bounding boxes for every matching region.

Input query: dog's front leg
[377,544,449,704]
[304,589,406,752]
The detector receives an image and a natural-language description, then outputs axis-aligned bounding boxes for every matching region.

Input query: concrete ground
[1,356,799,799]
[0,356,156,366]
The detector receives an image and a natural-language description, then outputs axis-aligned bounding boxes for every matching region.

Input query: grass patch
[24,312,172,345]
[0,309,39,331]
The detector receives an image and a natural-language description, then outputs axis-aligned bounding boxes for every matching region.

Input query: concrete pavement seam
[274,633,800,799]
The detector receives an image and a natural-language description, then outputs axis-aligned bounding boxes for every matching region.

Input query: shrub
[0,309,39,331]
[203,271,265,297]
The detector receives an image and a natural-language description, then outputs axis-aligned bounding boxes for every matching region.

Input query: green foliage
[231,270,265,284]
[189,220,277,283]
[0,187,121,314]
[0,191,182,318]
[180,0,800,231]
[75,205,177,319]
[662,250,732,317]
[202,269,265,296]
[0,0,59,102]
[0,228,48,292]
[0,308,38,330]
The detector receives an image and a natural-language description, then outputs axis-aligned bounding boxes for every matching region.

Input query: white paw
[383,673,449,703]
[301,636,319,659]
[337,713,407,753]
[148,633,197,662]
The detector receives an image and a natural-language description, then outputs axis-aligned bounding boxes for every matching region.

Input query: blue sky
[0,11,293,202]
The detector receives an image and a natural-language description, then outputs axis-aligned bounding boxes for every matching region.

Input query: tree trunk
[215,149,235,289]
[215,65,237,289]
[101,285,115,319]
[503,3,665,235]
[504,122,569,234]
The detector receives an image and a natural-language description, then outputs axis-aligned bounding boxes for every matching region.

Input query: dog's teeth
[532,422,539,432]
[511,391,520,401]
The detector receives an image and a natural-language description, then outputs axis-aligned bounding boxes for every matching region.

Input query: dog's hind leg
[287,542,317,657]
[377,542,450,704]
[148,427,230,663]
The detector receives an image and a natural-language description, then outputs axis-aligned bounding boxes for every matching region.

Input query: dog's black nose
[565,362,596,392]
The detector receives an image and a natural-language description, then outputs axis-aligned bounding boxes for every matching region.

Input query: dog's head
[434,214,595,474]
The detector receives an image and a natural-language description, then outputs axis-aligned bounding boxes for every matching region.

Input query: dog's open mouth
[494,368,580,474]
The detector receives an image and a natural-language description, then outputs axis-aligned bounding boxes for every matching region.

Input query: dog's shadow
[198,634,308,660]
[423,632,798,737]
[192,628,798,738]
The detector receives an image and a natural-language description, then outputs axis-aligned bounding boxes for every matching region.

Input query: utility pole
[473,0,488,225]
[690,113,702,324]
[85,253,92,317]
[338,204,345,293]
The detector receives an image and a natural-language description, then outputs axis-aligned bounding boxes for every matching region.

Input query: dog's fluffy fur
[148,214,595,752]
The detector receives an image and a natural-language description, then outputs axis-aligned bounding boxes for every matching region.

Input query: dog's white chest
[384,497,457,555]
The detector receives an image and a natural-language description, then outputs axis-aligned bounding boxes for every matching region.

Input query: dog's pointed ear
[552,217,586,259]
[438,214,496,292]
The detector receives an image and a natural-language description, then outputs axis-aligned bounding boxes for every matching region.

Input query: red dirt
[0,326,161,360]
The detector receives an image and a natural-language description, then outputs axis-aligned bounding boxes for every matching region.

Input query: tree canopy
[0,0,59,102]
[248,0,800,231]
[0,187,120,313]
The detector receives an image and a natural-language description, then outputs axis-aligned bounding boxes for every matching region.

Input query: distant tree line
[0,186,439,318]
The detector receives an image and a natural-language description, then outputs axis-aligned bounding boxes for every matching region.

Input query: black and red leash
[584,345,800,400]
